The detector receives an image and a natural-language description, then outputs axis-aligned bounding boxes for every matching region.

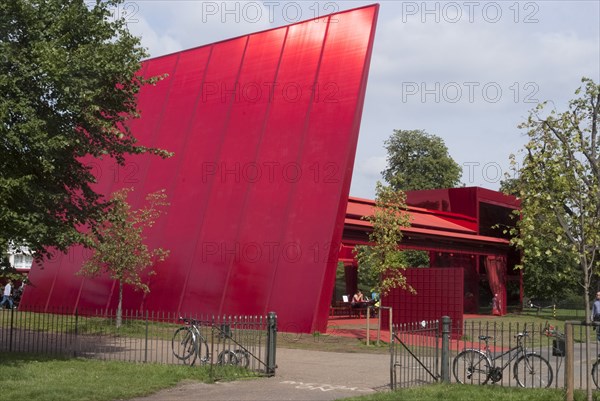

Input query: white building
[7,244,33,270]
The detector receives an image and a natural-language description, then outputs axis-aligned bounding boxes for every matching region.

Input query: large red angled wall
[21,5,379,333]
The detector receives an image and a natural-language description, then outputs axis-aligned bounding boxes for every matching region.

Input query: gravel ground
[127,347,391,401]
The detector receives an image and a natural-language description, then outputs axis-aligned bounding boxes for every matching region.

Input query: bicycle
[215,323,251,368]
[543,322,600,389]
[171,317,250,367]
[453,330,553,388]
[172,317,210,365]
[592,351,600,389]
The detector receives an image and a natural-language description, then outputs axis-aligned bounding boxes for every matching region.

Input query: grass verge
[341,383,599,401]
[278,330,390,354]
[0,352,256,401]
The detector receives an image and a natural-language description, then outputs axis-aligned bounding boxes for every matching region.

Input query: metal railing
[391,318,569,390]
[562,321,600,400]
[455,321,561,389]
[391,318,446,389]
[0,306,277,376]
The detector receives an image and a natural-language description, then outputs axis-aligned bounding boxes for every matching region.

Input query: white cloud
[358,155,387,177]
[130,1,274,58]
[129,0,599,199]
[129,16,183,57]
[351,1,599,198]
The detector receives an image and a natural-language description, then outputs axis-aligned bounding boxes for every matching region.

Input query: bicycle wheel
[172,327,198,365]
[453,350,490,384]
[217,350,239,366]
[514,353,553,388]
[196,335,210,365]
[234,349,250,368]
[592,360,600,389]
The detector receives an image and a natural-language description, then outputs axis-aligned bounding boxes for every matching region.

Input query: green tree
[404,250,430,268]
[383,129,462,268]
[382,129,462,191]
[80,188,170,327]
[354,245,381,292]
[354,244,427,292]
[509,78,600,400]
[0,0,171,263]
[355,182,414,297]
[500,179,579,303]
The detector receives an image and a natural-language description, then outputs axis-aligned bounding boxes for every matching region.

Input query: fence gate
[390,319,441,389]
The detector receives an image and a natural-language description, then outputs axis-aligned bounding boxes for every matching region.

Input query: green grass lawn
[341,383,600,401]
[0,352,255,401]
[0,310,181,340]
[465,309,594,345]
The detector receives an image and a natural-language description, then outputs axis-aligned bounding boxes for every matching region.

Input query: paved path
[128,348,391,401]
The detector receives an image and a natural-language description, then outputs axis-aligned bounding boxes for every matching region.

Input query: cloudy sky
[117,0,599,199]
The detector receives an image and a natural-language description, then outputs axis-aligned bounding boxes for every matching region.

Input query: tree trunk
[583,268,592,401]
[116,280,123,329]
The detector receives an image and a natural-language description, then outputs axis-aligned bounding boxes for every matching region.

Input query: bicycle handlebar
[478,331,529,343]
[179,317,200,325]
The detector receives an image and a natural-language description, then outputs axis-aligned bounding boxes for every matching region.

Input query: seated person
[351,289,365,308]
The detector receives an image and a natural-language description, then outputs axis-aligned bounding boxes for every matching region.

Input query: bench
[329,305,353,318]
[329,301,376,318]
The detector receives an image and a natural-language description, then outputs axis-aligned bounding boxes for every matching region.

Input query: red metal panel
[210,26,315,319]
[55,55,180,310]
[174,36,251,315]
[22,5,379,333]
[405,187,521,219]
[406,188,477,217]
[113,48,215,312]
[267,7,380,332]
[382,268,464,335]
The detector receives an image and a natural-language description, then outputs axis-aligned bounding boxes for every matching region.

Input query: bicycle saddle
[478,335,492,341]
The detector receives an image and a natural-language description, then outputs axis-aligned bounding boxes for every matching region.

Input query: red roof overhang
[342,196,511,259]
[344,217,508,246]
[346,196,479,234]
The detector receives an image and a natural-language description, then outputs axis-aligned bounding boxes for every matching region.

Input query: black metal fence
[562,321,600,399]
[455,321,563,389]
[0,306,277,376]
[390,318,587,390]
[390,319,442,389]
[522,301,587,319]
